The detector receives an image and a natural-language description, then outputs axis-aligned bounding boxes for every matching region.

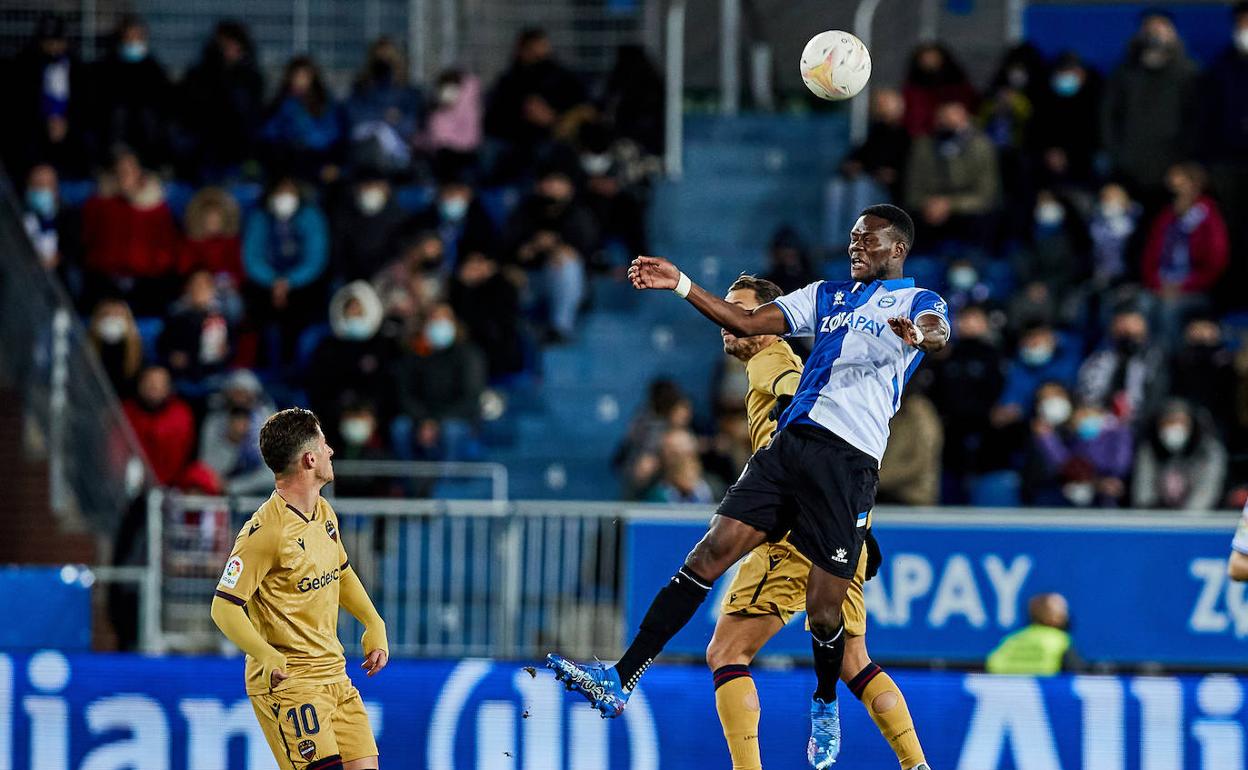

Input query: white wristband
[673,272,692,299]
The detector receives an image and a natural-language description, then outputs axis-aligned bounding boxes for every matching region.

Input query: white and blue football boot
[807,697,842,768]
[546,654,630,718]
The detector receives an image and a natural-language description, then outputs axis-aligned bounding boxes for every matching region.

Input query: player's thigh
[787,434,876,583]
[250,688,341,770]
[687,515,769,577]
[707,612,785,668]
[333,683,380,766]
[713,439,797,546]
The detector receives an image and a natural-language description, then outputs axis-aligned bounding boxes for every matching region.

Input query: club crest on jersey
[298,739,316,760]
[219,556,243,588]
[326,520,338,541]
[878,295,897,308]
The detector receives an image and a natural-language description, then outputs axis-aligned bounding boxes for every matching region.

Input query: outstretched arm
[628,256,788,337]
[887,313,949,354]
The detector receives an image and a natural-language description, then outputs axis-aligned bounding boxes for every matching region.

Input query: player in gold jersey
[707,276,928,770]
[211,408,389,770]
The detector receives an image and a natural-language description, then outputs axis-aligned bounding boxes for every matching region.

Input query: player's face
[848,215,901,281]
[722,288,762,357]
[311,430,334,484]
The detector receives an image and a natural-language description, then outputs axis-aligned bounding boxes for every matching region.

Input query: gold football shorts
[250,681,378,769]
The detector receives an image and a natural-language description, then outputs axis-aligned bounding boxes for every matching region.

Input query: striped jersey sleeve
[771,281,823,337]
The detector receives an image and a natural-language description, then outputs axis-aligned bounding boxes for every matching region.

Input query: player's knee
[706,637,749,670]
[807,604,843,639]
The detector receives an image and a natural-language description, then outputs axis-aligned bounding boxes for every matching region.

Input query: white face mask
[1062,482,1096,507]
[1038,397,1073,426]
[340,417,373,446]
[1160,425,1190,452]
[581,153,612,176]
[357,187,387,216]
[270,192,299,221]
[95,316,128,344]
[1036,201,1065,226]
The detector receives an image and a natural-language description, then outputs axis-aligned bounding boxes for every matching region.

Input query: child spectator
[1133,399,1226,510]
[159,271,234,394]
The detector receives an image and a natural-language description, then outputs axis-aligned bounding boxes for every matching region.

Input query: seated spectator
[1102,11,1198,199]
[928,305,1006,497]
[1028,397,1132,507]
[979,83,1034,241]
[344,38,424,177]
[90,15,173,168]
[1133,399,1226,510]
[22,164,80,285]
[1076,308,1166,424]
[646,454,715,504]
[1171,315,1237,436]
[449,250,526,380]
[198,369,274,493]
[600,44,664,158]
[901,43,978,137]
[420,69,483,172]
[878,381,943,506]
[1141,162,1229,349]
[826,88,909,244]
[484,28,590,180]
[178,20,265,181]
[242,176,329,367]
[413,170,500,266]
[330,399,407,497]
[905,101,999,249]
[1032,51,1102,187]
[8,13,89,177]
[331,167,413,281]
[700,410,751,489]
[261,56,343,182]
[307,281,395,446]
[614,380,694,498]
[372,231,447,329]
[760,226,816,295]
[576,121,649,265]
[159,271,234,394]
[505,168,595,342]
[179,187,244,313]
[943,258,994,313]
[1013,189,1090,301]
[122,365,219,491]
[1203,2,1248,291]
[88,298,143,397]
[394,303,486,460]
[986,593,1082,675]
[81,147,180,314]
[1087,182,1144,291]
[991,324,1081,430]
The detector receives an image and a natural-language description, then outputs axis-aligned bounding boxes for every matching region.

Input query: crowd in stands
[620,6,1248,510]
[9,13,662,494]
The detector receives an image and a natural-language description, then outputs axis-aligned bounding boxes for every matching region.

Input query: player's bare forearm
[1230,551,1248,582]
[914,314,949,353]
[629,256,787,337]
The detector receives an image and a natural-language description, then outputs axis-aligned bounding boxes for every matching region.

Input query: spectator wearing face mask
[411,170,499,267]
[8,13,89,176]
[1203,3,1248,295]
[90,15,173,168]
[159,270,235,395]
[1141,162,1229,348]
[1029,397,1132,507]
[307,281,394,447]
[88,298,143,397]
[1170,316,1237,439]
[576,120,649,266]
[1102,11,1198,199]
[331,168,414,282]
[505,168,596,342]
[991,325,1081,432]
[242,176,329,368]
[901,43,979,137]
[198,370,274,494]
[372,231,447,328]
[178,20,265,181]
[943,259,994,313]
[827,89,910,244]
[81,147,180,315]
[1032,51,1102,187]
[261,56,344,182]
[1087,183,1144,292]
[394,303,486,460]
[345,38,425,177]
[600,44,665,157]
[1133,399,1226,510]
[420,70,483,171]
[1076,308,1167,425]
[22,163,80,288]
[449,250,526,381]
[1013,189,1090,302]
[905,101,999,248]
[123,365,220,491]
[878,376,944,507]
[330,400,406,497]
[759,226,817,295]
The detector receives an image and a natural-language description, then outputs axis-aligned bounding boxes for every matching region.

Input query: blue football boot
[807,697,841,768]
[546,653,630,718]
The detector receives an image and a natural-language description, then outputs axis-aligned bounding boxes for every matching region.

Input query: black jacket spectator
[395,306,486,423]
[1170,317,1238,437]
[1032,52,1103,185]
[5,14,90,177]
[331,175,413,281]
[928,306,1008,483]
[178,21,265,179]
[449,251,525,379]
[600,44,664,156]
[410,177,500,264]
[90,17,174,167]
[159,272,235,388]
[505,172,599,270]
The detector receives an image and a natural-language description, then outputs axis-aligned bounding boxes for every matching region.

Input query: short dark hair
[259,408,322,475]
[859,204,915,251]
[727,274,784,305]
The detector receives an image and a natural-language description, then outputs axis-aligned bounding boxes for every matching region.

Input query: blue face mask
[1075,414,1104,441]
[121,41,148,63]
[1020,345,1054,368]
[439,197,469,223]
[26,188,56,219]
[1052,71,1081,97]
[426,319,456,350]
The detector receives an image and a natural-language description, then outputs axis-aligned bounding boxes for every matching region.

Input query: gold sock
[849,663,926,769]
[713,665,762,770]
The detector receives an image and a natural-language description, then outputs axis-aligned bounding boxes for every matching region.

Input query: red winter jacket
[82,193,180,278]
[123,397,197,486]
[1141,195,1230,293]
[178,234,244,284]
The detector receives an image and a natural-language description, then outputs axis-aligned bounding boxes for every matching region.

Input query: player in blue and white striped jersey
[549,204,947,770]
[1229,502,1248,581]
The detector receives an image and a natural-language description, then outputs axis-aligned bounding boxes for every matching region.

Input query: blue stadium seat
[294,323,332,374]
[477,186,522,229]
[227,181,264,213]
[968,471,1022,507]
[57,179,96,209]
[164,181,196,220]
[133,317,165,364]
[395,184,436,213]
